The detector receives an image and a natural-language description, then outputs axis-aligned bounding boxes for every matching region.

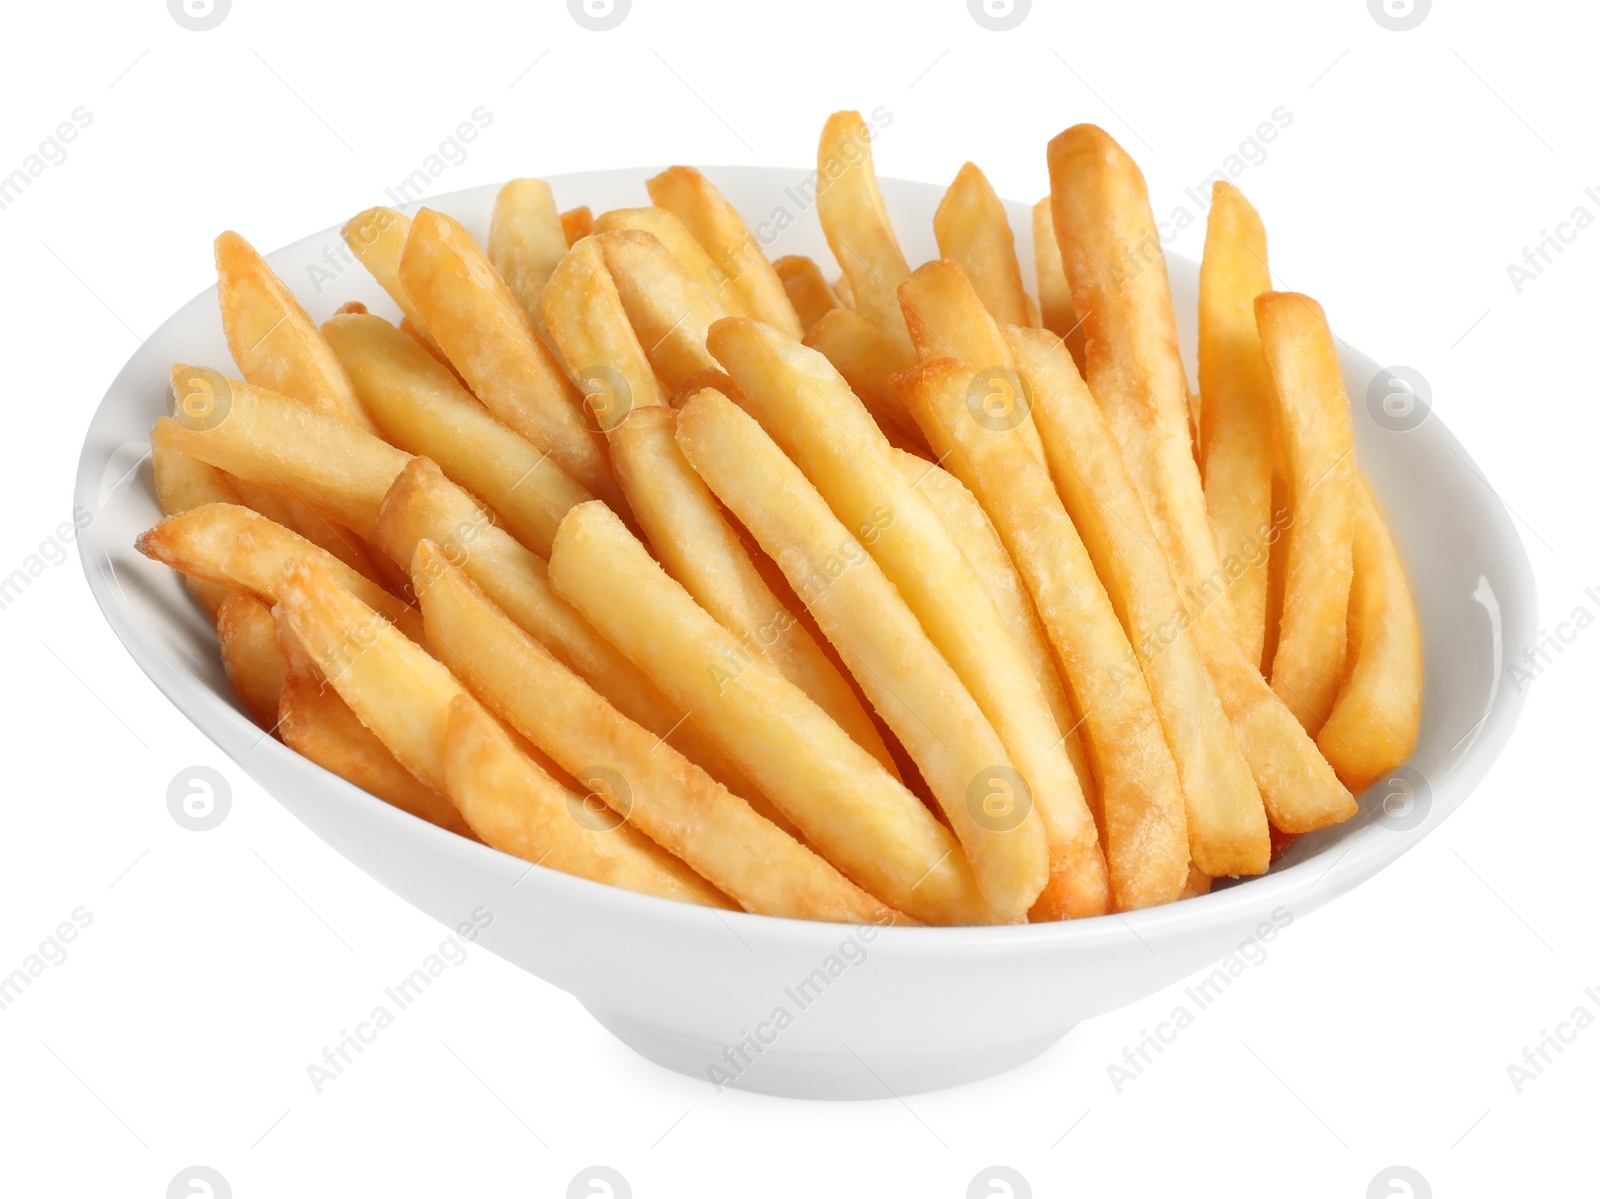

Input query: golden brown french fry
[1002,328,1270,877]
[547,500,994,925]
[1317,479,1422,790]
[323,313,593,557]
[414,541,897,922]
[609,403,897,774]
[647,166,803,336]
[443,698,729,907]
[539,237,666,427]
[801,308,924,449]
[933,163,1031,329]
[278,670,474,837]
[1256,291,1357,734]
[1031,199,1084,369]
[816,110,912,350]
[272,603,322,680]
[893,357,1193,904]
[488,178,569,317]
[676,389,1050,919]
[592,206,748,316]
[222,474,384,583]
[1199,182,1275,669]
[560,206,593,246]
[214,230,380,434]
[773,255,842,332]
[710,318,1108,919]
[216,590,288,729]
[1048,125,1355,835]
[150,437,237,616]
[594,228,727,392]
[159,365,411,538]
[342,207,439,351]
[1179,864,1213,898]
[397,208,624,511]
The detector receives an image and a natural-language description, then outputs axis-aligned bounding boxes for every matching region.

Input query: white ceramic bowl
[75,167,1536,1099]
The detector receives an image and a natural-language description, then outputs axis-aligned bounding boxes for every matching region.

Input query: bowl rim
[73,167,1539,955]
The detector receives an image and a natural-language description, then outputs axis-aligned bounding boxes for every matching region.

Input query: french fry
[443,698,729,907]
[1048,125,1355,835]
[676,389,1050,919]
[323,313,593,557]
[772,255,841,333]
[214,230,380,434]
[547,500,994,925]
[278,670,474,837]
[216,590,289,729]
[159,365,411,538]
[609,403,897,774]
[150,437,237,616]
[221,474,384,583]
[334,301,368,316]
[414,541,896,921]
[397,208,624,511]
[710,318,1107,918]
[1199,182,1275,668]
[342,207,439,351]
[816,110,912,350]
[1256,291,1357,734]
[272,603,322,680]
[591,206,748,316]
[488,178,569,317]
[135,502,425,643]
[801,308,924,449]
[560,205,593,246]
[933,163,1032,329]
[834,273,855,310]
[1031,199,1084,368]
[539,237,666,427]
[1002,329,1270,877]
[1317,479,1422,790]
[893,356,1193,904]
[647,166,803,336]
[594,228,728,392]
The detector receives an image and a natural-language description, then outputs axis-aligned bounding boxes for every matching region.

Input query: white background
[1,1,1594,1195]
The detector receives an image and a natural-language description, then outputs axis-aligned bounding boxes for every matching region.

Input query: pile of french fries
[136,111,1422,926]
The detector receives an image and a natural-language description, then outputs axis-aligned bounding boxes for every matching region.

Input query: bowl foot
[584,1006,1070,1099]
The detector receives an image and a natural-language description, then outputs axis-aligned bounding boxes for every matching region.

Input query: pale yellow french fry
[488,178,569,317]
[609,403,897,775]
[1257,291,1358,734]
[1199,182,1275,668]
[772,255,841,333]
[893,356,1193,906]
[933,163,1032,329]
[1317,479,1422,790]
[816,110,912,350]
[216,590,288,729]
[547,500,994,925]
[415,542,899,922]
[676,389,1050,919]
[710,318,1108,919]
[323,313,593,558]
[647,166,804,337]
[159,365,411,538]
[1048,126,1355,834]
[279,670,474,837]
[150,437,237,616]
[1031,199,1085,369]
[1002,328,1270,878]
[397,208,624,511]
[443,698,729,907]
[342,207,438,351]
[801,308,924,449]
[592,206,749,316]
[594,228,727,392]
[560,206,593,246]
[540,237,666,428]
